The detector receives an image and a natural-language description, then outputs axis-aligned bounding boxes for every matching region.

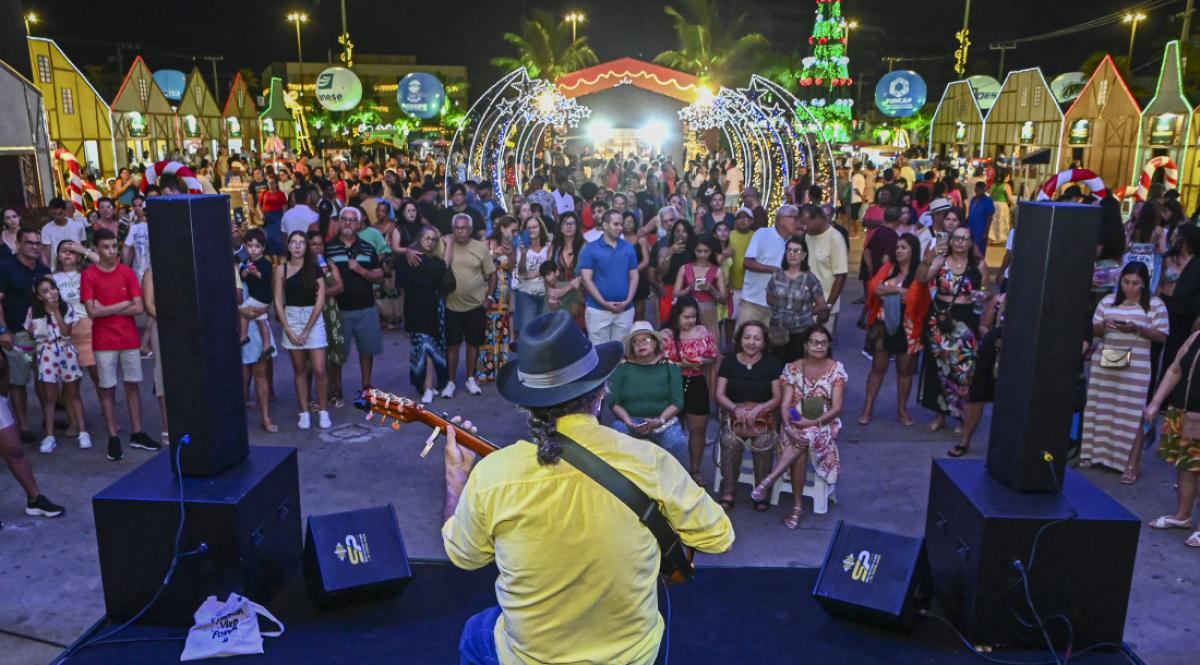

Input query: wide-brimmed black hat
[497,310,623,408]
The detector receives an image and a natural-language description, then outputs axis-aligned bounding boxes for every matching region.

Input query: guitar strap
[551,432,693,581]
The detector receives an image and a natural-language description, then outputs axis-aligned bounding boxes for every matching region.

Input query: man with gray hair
[325,206,384,397]
[738,205,801,327]
[442,212,497,398]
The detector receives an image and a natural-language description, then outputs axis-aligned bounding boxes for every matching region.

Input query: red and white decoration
[1115,156,1179,201]
[140,160,204,194]
[53,148,103,214]
[1035,168,1108,202]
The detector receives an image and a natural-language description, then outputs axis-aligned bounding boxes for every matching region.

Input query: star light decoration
[518,79,591,128]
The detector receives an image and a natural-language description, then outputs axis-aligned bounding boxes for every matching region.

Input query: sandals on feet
[690,470,707,486]
[1186,531,1200,548]
[784,507,803,529]
[750,484,768,502]
[261,421,279,434]
[1119,468,1139,484]
[718,497,735,511]
[753,500,769,513]
[948,444,969,458]
[1149,516,1192,530]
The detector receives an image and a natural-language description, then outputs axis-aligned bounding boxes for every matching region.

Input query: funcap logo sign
[875,70,926,118]
[153,69,187,102]
[398,72,445,119]
[316,66,363,112]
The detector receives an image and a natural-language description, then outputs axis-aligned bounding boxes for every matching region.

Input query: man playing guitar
[441,310,735,664]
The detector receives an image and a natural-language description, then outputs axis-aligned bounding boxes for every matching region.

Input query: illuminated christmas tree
[797,0,854,142]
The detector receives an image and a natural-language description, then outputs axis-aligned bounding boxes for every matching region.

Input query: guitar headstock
[353,389,423,429]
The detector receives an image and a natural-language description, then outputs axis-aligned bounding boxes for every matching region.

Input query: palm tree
[654,0,769,85]
[490,9,599,80]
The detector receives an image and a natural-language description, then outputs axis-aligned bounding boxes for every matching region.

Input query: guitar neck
[414,410,500,457]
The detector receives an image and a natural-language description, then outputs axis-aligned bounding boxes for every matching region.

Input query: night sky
[19,0,1191,105]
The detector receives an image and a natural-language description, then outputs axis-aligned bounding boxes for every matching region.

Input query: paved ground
[2,266,1197,664]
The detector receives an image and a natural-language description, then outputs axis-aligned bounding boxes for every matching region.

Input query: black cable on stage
[921,610,1137,665]
[55,436,200,664]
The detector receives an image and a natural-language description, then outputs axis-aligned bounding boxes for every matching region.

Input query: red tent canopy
[556,58,704,103]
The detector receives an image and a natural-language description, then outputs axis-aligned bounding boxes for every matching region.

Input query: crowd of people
[3,145,1200,546]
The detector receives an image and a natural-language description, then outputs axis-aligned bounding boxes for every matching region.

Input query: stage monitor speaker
[93,446,302,625]
[812,521,930,632]
[987,201,1099,492]
[304,504,413,607]
[146,194,248,477]
[925,459,1139,649]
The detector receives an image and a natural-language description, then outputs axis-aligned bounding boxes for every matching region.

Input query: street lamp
[287,11,308,96]
[844,20,859,50]
[24,12,38,36]
[1124,11,1147,62]
[565,11,585,42]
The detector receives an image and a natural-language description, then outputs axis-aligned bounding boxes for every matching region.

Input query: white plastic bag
[180,593,284,661]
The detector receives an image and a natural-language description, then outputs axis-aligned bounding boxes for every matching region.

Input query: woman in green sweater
[608,322,688,467]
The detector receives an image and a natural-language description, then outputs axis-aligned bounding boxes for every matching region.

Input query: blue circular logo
[875,71,927,118]
[398,73,445,120]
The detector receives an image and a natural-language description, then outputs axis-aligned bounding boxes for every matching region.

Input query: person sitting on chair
[442,310,735,664]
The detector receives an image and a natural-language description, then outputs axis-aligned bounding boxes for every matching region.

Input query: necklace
[738,352,760,369]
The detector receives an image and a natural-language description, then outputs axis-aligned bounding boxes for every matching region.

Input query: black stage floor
[61,561,1135,664]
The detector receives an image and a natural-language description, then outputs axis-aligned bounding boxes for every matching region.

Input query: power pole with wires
[199,55,223,99]
[990,42,1016,79]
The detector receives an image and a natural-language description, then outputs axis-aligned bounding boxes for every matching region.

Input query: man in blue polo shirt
[0,228,51,443]
[578,209,639,345]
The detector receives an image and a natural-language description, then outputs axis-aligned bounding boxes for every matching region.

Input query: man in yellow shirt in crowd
[442,310,735,664]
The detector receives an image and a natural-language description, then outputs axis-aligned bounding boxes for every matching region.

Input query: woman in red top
[860,234,930,426]
[258,178,288,256]
[661,295,719,484]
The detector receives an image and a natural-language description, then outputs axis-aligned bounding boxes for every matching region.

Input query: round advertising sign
[874,70,927,118]
[316,67,363,112]
[398,72,445,119]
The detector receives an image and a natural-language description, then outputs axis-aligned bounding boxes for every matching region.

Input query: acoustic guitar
[353,389,695,584]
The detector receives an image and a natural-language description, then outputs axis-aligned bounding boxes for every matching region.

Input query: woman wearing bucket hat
[442,310,733,665]
[607,321,688,467]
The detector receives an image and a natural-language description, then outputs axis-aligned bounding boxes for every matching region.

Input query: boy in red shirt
[82,229,161,461]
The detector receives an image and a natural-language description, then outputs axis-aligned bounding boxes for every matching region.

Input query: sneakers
[441,382,457,399]
[318,410,332,429]
[465,377,482,396]
[107,436,124,461]
[78,432,93,449]
[129,432,163,451]
[297,412,311,430]
[25,494,64,518]
[421,388,435,404]
[39,436,57,454]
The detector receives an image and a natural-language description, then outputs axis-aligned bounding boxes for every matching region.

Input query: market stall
[26,37,116,177]
[259,77,299,154]
[1140,41,1193,203]
[111,56,179,167]
[0,57,54,208]
[983,68,1064,198]
[222,72,259,155]
[177,67,222,159]
[928,80,985,161]
[1058,55,1141,197]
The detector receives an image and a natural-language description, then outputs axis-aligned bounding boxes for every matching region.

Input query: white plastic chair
[712,447,836,514]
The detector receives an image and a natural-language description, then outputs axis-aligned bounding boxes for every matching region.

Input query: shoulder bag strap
[1185,344,1200,412]
[552,433,692,580]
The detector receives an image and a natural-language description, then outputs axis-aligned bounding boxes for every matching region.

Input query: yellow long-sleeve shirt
[442,413,734,665]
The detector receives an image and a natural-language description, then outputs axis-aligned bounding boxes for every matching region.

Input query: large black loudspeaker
[925,459,1139,648]
[92,446,302,625]
[812,521,930,631]
[987,201,1099,492]
[146,194,248,477]
[304,505,413,607]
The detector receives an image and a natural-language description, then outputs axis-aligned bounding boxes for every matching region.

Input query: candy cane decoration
[140,160,204,194]
[53,148,103,214]
[1035,168,1108,202]
[1133,156,1178,201]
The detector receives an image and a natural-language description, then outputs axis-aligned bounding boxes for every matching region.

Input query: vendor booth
[983,68,1064,199]
[0,58,53,208]
[178,67,222,159]
[1058,55,1141,197]
[1140,41,1193,203]
[928,80,985,161]
[111,56,179,167]
[26,37,116,177]
[222,72,259,155]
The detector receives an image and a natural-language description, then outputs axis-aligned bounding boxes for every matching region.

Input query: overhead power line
[991,0,1182,46]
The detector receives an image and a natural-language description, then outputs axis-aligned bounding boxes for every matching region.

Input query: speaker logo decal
[842,550,881,583]
[334,533,372,565]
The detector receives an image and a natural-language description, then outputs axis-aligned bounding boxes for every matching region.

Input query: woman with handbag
[750,325,844,529]
[1080,262,1168,471]
[766,235,826,364]
[1143,328,1200,548]
[714,320,783,512]
[860,234,930,426]
[607,322,688,467]
[917,227,989,435]
[398,225,450,404]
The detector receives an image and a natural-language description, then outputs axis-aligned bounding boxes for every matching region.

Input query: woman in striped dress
[1080,262,1169,471]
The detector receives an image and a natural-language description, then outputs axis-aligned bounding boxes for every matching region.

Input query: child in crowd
[541,261,580,315]
[239,229,274,356]
[25,276,87,453]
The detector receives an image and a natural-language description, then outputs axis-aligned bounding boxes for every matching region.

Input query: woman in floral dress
[476,216,517,383]
[752,325,845,529]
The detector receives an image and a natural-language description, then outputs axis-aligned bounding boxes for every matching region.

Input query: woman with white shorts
[273,230,330,430]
